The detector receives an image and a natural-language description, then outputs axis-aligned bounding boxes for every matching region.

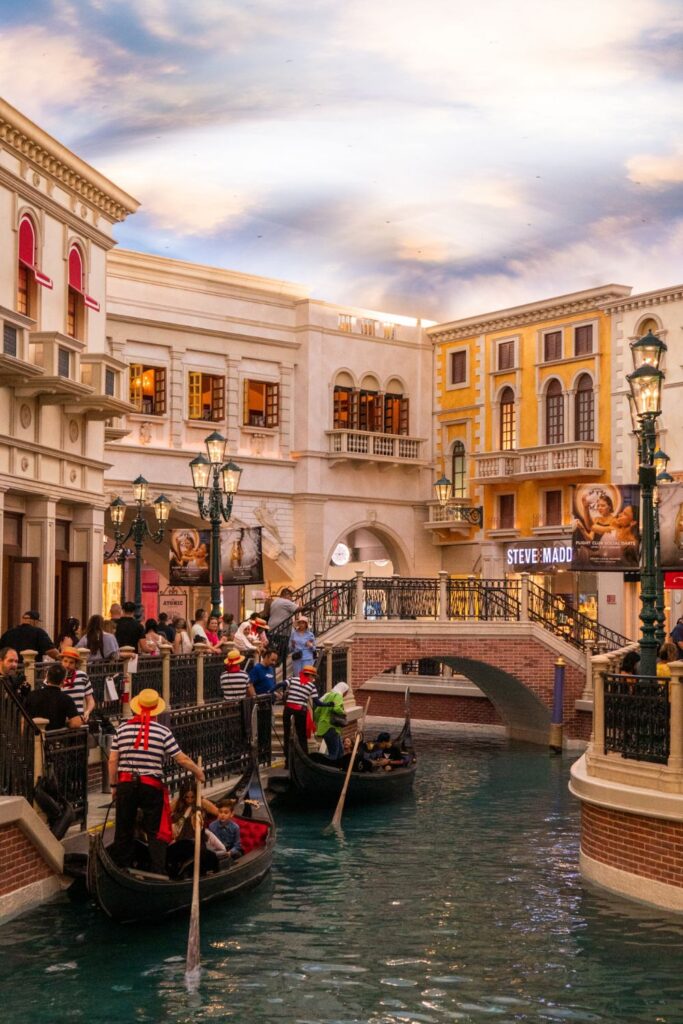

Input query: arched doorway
[326,522,410,580]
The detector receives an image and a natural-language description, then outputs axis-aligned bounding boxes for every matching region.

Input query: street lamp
[107,477,171,620]
[627,332,667,676]
[432,473,483,526]
[189,432,242,617]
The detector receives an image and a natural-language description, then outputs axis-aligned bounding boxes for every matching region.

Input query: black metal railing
[528,582,630,652]
[268,581,356,679]
[129,656,163,697]
[87,659,124,717]
[0,679,36,801]
[363,577,440,620]
[168,654,198,707]
[165,696,272,792]
[447,578,521,620]
[43,728,89,827]
[203,653,226,703]
[604,671,670,764]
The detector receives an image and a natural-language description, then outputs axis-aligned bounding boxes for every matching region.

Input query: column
[71,504,105,619]
[24,497,57,638]
[668,661,683,772]
[520,572,529,622]
[355,570,365,622]
[438,571,448,622]
[591,655,610,756]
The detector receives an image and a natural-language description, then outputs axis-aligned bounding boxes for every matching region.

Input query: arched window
[17,216,37,316]
[545,379,564,445]
[499,387,515,450]
[575,374,594,441]
[67,245,85,339]
[638,317,659,337]
[451,441,466,498]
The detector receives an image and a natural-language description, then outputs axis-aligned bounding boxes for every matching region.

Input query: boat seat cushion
[234,816,269,854]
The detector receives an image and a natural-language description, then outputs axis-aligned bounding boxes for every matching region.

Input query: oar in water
[327,696,371,833]
[185,756,203,989]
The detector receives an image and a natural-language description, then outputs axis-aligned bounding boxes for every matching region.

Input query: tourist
[204,614,225,653]
[0,647,28,701]
[115,602,145,651]
[141,619,164,656]
[172,617,194,654]
[657,642,678,681]
[289,616,316,673]
[619,649,640,684]
[220,649,255,701]
[220,612,238,641]
[249,649,282,699]
[158,612,176,644]
[208,799,243,860]
[108,687,204,874]
[23,664,83,731]
[670,616,683,658]
[313,681,348,760]
[365,732,409,769]
[76,614,119,662]
[56,617,80,651]
[233,613,268,655]
[109,603,123,621]
[0,610,58,662]
[167,780,222,878]
[267,587,300,630]
[191,608,209,644]
[283,664,323,763]
[59,647,95,722]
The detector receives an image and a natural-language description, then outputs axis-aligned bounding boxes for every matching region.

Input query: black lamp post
[189,431,242,618]
[627,330,667,676]
[108,477,171,620]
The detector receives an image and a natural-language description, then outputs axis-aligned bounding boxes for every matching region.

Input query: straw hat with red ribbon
[60,647,81,662]
[224,649,245,666]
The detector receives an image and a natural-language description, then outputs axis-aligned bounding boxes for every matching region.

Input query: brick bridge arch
[337,624,591,744]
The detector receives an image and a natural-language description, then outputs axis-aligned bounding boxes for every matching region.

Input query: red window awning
[18,216,53,289]
[68,245,100,311]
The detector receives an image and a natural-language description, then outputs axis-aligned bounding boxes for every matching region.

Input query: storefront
[505,540,598,621]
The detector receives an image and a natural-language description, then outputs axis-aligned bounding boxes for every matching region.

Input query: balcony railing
[472,442,601,482]
[424,501,483,531]
[327,429,425,463]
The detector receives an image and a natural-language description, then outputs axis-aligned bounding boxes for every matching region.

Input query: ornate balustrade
[603,671,670,765]
[472,442,601,483]
[326,428,426,464]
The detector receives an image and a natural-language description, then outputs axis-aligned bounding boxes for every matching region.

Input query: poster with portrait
[571,484,641,571]
[221,526,264,585]
[168,529,211,586]
[656,483,683,569]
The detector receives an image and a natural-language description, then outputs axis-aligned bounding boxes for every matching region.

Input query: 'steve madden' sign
[506,544,573,569]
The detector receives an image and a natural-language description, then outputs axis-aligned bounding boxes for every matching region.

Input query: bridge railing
[363,577,440,620]
[527,581,630,652]
[603,671,670,764]
[0,679,36,801]
[447,578,520,620]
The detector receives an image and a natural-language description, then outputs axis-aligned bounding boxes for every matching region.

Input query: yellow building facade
[429,285,632,611]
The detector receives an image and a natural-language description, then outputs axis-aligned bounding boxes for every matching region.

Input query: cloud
[0,26,99,117]
[627,147,683,188]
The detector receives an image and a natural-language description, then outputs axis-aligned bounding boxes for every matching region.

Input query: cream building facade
[0,99,137,637]
[104,250,439,616]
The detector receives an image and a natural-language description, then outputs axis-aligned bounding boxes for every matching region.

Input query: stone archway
[325,520,412,579]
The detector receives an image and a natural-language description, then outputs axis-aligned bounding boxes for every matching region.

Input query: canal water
[2,734,683,1023]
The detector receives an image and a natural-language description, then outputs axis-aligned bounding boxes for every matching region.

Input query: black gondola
[87,745,275,924]
[285,691,416,807]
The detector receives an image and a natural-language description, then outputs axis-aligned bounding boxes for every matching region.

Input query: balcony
[16,332,92,403]
[0,306,43,383]
[472,442,601,483]
[424,500,483,541]
[326,429,427,467]
[74,354,137,419]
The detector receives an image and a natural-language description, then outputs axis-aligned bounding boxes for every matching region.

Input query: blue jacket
[208,819,242,857]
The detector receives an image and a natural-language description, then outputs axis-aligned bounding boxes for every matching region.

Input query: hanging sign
[158,587,188,620]
[169,529,211,586]
[570,484,641,571]
[221,526,264,585]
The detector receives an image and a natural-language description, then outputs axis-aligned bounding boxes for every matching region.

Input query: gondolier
[109,687,204,875]
[283,664,322,765]
[60,648,95,722]
[220,649,256,701]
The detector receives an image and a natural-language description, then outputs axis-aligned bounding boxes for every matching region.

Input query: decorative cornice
[601,284,683,314]
[428,285,632,342]
[0,98,139,223]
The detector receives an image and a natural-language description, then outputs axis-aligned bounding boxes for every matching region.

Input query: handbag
[330,711,347,728]
[291,649,302,661]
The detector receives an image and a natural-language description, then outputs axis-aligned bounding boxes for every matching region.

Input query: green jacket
[313,691,346,737]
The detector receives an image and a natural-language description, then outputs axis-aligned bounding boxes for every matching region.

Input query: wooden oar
[328,696,371,832]
[185,756,203,987]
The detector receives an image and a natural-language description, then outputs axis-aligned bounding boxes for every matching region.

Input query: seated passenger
[365,732,410,769]
[336,735,364,772]
[208,799,243,861]
[167,781,221,879]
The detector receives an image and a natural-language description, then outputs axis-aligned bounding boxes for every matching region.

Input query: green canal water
[2,734,683,1023]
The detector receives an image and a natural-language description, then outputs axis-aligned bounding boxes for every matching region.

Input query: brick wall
[351,635,588,738]
[363,690,502,725]
[581,803,683,888]
[0,823,54,897]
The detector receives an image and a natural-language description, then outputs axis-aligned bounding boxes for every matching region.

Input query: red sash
[117,771,173,843]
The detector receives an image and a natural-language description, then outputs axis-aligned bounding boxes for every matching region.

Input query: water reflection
[2,736,683,1023]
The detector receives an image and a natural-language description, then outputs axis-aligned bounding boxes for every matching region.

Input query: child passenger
[208,799,243,860]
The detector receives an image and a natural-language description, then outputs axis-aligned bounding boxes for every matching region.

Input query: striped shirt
[112,719,180,779]
[220,669,251,701]
[62,669,93,716]
[285,677,318,708]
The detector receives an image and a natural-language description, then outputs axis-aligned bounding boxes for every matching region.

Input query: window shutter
[333,387,343,428]
[265,382,279,427]
[155,367,166,415]
[349,389,360,430]
[188,371,201,419]
[130,364,143,409]
[399,397,409,435]
[374,393,384,433]
[68,248,83,291]
[212,376,225,421]
[18,218,35,267]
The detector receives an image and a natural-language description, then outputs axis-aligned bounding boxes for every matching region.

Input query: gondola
[87,743,275,924]
[285,691,416,808]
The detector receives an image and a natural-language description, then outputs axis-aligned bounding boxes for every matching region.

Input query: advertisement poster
[158,587,188,622]
[571,484,641,571]
[221,526,264,586]
[168,529,211,586]
[657,483,683,569]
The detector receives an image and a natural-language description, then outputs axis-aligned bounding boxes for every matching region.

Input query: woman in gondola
[167,780,222,879]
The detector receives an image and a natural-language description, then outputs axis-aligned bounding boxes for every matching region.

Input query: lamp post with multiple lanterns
[107,476,171,620]
[627,330,667,677]
[189,431,242,618]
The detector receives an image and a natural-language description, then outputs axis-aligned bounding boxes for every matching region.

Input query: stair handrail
[526,579,630,651]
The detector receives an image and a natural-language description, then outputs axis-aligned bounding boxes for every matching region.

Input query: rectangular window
[383,323,395,340]
[544,490,562,526]
[57,347,71,378]
[105,368,116,397]
[544,331,562,362]
[3,324,17,357]
[243,379,279,427]
[449,350,467,385]
[338,314,353,332]
[575,324,593,355]
[129,364,166,415]
[359,318,376,336]
[498,494,515,530]
[188,371,225,422]
[17,265,30,317]
[498,340,515,370]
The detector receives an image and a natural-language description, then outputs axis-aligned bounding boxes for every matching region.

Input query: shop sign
[505,542,573,570]
[665,572,683,590]
[158,587,188,621]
